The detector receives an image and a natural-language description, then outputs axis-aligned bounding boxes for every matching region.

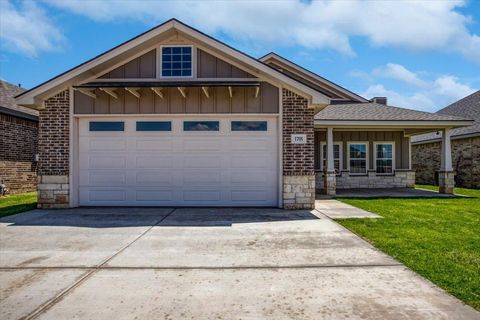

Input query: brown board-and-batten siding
[314,130,410,170]
[74,83,279,114]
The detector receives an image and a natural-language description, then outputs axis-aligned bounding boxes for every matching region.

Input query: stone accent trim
[316,170,415,190]
[37,175,69,208]
[323,171,336,195]
[283,175,315,209]
[438,170,454,194]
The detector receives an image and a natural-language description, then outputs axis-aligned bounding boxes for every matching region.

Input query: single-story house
[412,91,480,188]
[0,80,38,194]
[15,19,473,209]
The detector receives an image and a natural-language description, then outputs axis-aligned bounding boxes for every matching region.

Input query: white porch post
[324,127,336,195]
[439,128,454,194]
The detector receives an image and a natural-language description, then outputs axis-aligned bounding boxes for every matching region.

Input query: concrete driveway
[1,207,478,320]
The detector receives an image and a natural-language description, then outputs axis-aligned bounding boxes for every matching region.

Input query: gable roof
[0,80,38,120]
[412,90,480,143]
[260,52,368,102]
[16,19,330,108]
[315,102,473,128]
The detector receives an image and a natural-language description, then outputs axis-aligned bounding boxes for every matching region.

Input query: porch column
[324,127,336,195]
[438,128,454,194]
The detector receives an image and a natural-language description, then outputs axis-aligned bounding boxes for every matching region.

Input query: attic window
[161,46,192,77]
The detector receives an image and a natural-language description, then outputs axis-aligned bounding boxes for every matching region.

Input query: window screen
[349,143,367,174]
[376,143,393,174]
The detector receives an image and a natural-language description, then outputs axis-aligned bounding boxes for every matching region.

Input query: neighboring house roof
[412,90,480,143]
[0,80,38,121]
[259,52,368,103]
[314,102,473,128]
[15,19,329,108]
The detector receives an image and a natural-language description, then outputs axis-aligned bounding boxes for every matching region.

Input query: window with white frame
[375,143,394,174]
[348,143,367,174]
[321,143,342,173]
[161,46,192,77]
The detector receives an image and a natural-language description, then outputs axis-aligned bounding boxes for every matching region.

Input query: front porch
[314,126,456,196]
[316,187,460,199]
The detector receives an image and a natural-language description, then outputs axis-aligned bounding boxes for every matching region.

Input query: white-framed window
[320,142,342,174]
[347,142,368,175]
[160,45,193,78]
[374,142,395,174]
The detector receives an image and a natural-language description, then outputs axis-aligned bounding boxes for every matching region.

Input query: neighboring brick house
[412,91,480,188]
[15,19,472,209]
[0,80,39,194]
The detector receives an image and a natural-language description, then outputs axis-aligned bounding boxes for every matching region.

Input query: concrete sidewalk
[1,207,478,320]
[316,199,382,219]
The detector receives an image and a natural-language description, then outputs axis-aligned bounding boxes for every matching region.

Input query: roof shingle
[314,102,470,122]
[0,80,38,117]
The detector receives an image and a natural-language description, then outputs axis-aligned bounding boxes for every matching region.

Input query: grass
[0,192,37,218]
[336,186,480,310]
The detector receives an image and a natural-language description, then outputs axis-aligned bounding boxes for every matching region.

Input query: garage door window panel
[89,121,124,132]
[136,121,171,131]
[231,121,267,131]
[184,121,219,131]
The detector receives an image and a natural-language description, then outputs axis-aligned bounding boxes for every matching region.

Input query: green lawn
[0,192,37,218]
[336,186,480,310]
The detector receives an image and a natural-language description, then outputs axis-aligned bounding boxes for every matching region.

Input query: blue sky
[1,0,479,112]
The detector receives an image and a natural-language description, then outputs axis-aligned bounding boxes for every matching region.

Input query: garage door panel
[183,139,221,151]
[80,189,127,202]
[89,139,127,151]
[183,156,221,169]
[183,171,222,185]
[80,171,127,186]
[89,156,127,169]
[78,116,278,206]
[135,171,173,186]
[183,190,221,201]
[135,156,173,169]
[135,190,173,202]
[136,139,173,151]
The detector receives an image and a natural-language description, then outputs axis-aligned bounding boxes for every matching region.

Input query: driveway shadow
[0,207,320,228]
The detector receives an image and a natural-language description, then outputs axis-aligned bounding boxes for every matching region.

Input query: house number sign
[291,134,307,144]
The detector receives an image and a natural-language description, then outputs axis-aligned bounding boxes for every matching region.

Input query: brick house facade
[15,19,472,208]
[0,81,38,194]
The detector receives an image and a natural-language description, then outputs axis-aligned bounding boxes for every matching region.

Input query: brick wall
[282,89,314,176]
[38,90,70,176]
[282,89,315,209]
[37,90,70,208]
[412,136,480,188]
[0,114,38,194]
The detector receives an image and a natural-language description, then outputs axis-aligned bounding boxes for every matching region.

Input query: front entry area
[77,116,279,206]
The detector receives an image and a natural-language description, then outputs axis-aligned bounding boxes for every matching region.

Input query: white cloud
[0,1,64,57]
[43,0,480,63]
[373,63,428,88]
[361,76,476,112]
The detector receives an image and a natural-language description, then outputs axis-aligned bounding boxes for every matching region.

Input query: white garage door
[78,116,279,206]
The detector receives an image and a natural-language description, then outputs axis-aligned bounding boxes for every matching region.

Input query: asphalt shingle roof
[314,102,470,122]
[0,80,38,117]
[412,90,480,142]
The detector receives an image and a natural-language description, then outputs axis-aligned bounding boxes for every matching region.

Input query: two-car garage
[78,116,279,206]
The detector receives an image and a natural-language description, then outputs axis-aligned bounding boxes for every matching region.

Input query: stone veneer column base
[323,171,336,195]
[37,175,69,209]
[438,170,455,194]
[283,175,315,210]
